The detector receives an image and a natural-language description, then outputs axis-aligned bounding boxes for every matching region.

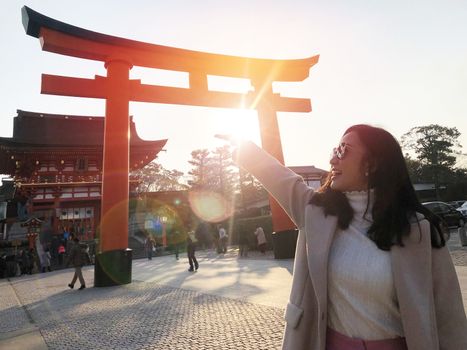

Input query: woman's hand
[214,134,241,163]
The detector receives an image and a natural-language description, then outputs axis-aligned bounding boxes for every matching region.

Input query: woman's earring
[365,171,369,177]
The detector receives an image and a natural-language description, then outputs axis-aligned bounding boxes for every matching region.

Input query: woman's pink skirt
[326,327,408,350]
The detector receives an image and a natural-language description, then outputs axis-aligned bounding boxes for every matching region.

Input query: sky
[1,0,467,180]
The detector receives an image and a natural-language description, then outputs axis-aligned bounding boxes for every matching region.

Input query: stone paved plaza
[0,249,290,350]
[1,232,466,350]
[6,275,283,349]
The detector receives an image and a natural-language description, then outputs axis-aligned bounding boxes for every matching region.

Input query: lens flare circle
[188,191,233,223]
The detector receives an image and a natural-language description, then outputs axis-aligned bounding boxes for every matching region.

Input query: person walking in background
[174,244,179,260]
[187,230,198,272]
[58,243,65,266]
[254,226,267,254]
[171,230,183,260]
[65,233,75,262]
[17,249,30,275]
[41,246,51,273]
[27,248,35,274]
[35,237,45,272]
[217,124,467,350]
[238,229,249,258]
[145,236,154,260]
[218,225,228,254]
[67,236,86,290]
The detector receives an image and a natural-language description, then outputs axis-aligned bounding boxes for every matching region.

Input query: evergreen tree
[401,124,462,198]
[132,161,187,193]
[187,149,211,190]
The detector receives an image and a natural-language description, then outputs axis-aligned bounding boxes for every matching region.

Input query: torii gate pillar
[94,57,133,286]
[251,79,295,232]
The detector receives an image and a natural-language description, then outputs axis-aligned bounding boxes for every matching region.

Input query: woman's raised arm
[216,135,314,229]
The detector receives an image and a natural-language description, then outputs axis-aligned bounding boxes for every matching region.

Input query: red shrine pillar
[252,79,297,258]
[94,57,133,286]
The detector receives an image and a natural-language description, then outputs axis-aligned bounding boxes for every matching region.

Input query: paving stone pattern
[0,281,33,337]
[11,273,284,350]
[447,230,467,266]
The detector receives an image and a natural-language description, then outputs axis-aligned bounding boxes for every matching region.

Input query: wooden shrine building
[0,109,166,242]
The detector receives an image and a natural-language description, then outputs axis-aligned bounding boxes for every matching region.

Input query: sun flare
[188,190,234,223]
[214,108,260,144]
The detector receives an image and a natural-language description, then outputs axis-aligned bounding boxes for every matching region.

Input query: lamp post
[27,232,38,250]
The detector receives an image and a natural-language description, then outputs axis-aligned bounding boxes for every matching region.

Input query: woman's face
[329,131,369,192]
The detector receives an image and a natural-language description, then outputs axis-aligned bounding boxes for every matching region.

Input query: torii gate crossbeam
[22,6,319,286]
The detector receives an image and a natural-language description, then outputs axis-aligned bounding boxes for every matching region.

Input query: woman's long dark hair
[310,124,445,250]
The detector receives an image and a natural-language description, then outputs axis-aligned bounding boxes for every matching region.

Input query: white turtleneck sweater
[327,190,404,340]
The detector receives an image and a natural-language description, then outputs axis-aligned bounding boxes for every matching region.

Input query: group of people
[16,249,36,275]
[0,248,35,278]
[144,229,199,272]
[185,224,268,271]
[141,222,269,273]
[0,233,90,292]
[0,245,52,278]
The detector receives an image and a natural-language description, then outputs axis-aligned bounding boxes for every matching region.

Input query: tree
[187,149,211,189]
[132,161,187,193]
[210,145,238,196]
[238,168,266,207]
[401,124,461,198]
[404,156,425,184]
[187,146,238,197]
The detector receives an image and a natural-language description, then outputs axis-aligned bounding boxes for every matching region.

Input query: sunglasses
[331,142,350,160]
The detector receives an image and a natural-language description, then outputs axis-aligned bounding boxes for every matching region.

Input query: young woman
[220,124,467,350]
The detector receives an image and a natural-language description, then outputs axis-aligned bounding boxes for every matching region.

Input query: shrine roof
[0,110,167,149]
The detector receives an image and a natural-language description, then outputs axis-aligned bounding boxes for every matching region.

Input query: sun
[214,108,261,144]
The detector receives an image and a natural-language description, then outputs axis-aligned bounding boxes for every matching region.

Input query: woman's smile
[331,168,342,180]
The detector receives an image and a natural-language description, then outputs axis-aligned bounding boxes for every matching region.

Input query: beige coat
[237,141,467,350]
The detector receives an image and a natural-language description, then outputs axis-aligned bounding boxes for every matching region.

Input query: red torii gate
[22,6,319,286]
